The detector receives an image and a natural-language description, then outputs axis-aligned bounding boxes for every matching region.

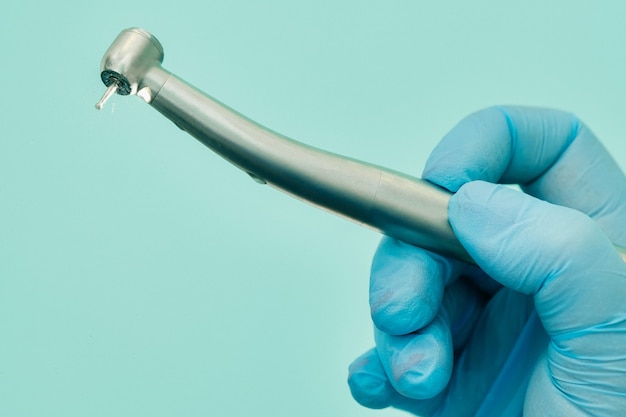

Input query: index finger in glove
[423,106,626,244]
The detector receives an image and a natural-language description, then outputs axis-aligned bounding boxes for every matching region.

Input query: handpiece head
[96,28,164,110]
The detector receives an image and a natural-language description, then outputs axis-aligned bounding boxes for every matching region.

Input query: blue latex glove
[347,107,626,416]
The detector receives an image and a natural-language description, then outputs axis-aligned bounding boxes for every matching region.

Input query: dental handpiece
[96,28,626,264]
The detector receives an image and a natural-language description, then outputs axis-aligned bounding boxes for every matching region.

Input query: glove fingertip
[422,106,512,190]
[448,181,505,256]
[348,349,395,409]
[422,167,471,193]
[376,318,453,400]
[370,238,447,335]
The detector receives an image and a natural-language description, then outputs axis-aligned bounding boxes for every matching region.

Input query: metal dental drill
[96,28,626,264]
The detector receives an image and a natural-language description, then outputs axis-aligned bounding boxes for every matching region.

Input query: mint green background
[2,1,626,416]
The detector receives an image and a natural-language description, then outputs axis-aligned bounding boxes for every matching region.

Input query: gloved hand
[347,107,626,416]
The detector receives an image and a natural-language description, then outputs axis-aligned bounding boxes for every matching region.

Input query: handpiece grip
[142,68,472,262]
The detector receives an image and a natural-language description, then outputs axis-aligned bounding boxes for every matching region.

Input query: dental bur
[96,28,626,264]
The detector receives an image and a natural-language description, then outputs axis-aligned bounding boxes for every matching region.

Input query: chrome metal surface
[97,28,626,265]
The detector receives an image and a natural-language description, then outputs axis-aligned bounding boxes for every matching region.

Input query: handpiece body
[142,67,470,262]
[97,28,626,264]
